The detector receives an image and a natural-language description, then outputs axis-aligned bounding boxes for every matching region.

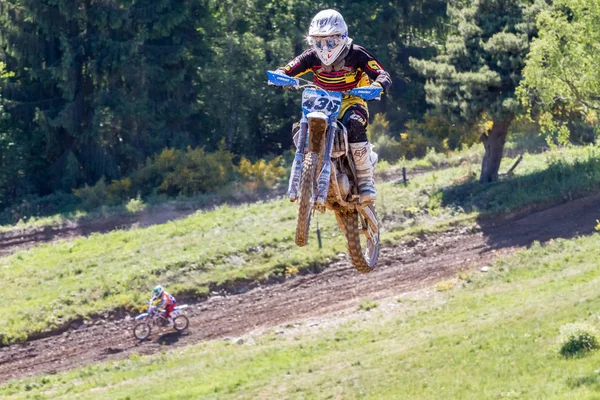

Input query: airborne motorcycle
[267,71,381,273]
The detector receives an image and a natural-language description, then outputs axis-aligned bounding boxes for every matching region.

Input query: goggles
[310,34,344,51]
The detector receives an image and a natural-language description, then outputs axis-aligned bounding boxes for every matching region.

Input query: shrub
[557,323,599,358]
[401,120,440,159]
[125,196,146,214]
[160,146,236,196]
[374,134,404,163]
[358,299,379,311]
[237,156,286,190]
[106,178,133,202]
[0,191,80,225]
[73,177,108,210]
[367,113,391,143]
[417,113,479,151]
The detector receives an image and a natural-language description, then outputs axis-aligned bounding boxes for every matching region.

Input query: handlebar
[266,71,382,101]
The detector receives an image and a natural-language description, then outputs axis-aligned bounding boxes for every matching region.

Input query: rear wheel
[133,322,151,340]
[173,315,189,332]
[296,152,317,247]
[339,204,380,273]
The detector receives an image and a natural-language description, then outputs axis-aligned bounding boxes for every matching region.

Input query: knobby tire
[339,204,379,273]
[133,322,151,341]
[296,152,317,247]
[173,315,189,332]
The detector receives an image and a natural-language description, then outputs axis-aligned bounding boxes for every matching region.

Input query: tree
[519,0,600,140]
[0,0,205,196]
[411,0,549,183]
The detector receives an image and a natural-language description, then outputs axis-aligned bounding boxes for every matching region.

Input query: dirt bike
[133,300,190,340]
[267,71,381,273]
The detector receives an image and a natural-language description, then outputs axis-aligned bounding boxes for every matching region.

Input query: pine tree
[0,0,205,195]
[411,0,549,183]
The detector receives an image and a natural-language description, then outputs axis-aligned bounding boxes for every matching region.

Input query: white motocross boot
[349,141,377,203]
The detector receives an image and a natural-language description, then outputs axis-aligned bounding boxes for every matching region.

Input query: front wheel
[296,152,317,247]
[133,322,152,340]
[338,204,380,273]
[173,315,189,332]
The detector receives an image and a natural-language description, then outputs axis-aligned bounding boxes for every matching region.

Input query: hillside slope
[0,192,597,383]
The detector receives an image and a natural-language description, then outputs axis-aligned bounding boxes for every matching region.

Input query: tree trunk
[479,115,514,183]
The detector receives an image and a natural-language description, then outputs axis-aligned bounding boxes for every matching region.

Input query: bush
[374,134,404,163]
[558,323,599,358]
[237,156,286,190]
[159,146,236,196]
[73,177,108,210]
[417,113,479,151]
[358,299,379,311]
[0,191,80,225]
[125,196,146,214]
[106,178,133,202]
[367,113,391,143]
[30,144,285,218]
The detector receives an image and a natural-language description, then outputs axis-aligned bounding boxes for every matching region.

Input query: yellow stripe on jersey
[315,74,347,83]
[292,68,312,78]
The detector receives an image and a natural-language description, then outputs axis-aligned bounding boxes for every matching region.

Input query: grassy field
[3,231,600,398]
[1,145,600,345]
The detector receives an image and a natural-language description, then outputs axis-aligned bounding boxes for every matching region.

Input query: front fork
[287,116,308,201]
[315,121,336,206]
[287,113,336,206]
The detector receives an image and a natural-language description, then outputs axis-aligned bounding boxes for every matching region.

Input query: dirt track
[0,192,598,383]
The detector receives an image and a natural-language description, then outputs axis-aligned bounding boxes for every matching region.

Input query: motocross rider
[152,285,176,326]
[276,9,392,202]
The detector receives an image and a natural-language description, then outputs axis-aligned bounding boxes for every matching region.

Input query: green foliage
[410,0,550,182]
[521,0,600,111]
[440,145,600,215]
[1,145,599,345]
[106,178,133,203]
[369,112,479,163]
[367,113,391,143]
[520,0,600,144]
[0,0,451,213]
[358,299,379,311]
[558,323,599,358]
[160,147,236,196]
[8,230,600,398]
[125,196,146,215]
[237,156,286,190]
[73,178,108,211]
[0,0,206,206]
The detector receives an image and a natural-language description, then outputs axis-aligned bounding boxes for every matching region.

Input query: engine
[336,171,351,200]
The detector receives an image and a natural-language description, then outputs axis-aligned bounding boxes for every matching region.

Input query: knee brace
[342,108,368,143]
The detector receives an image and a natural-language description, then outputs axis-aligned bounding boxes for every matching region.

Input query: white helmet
[308,10,350,66]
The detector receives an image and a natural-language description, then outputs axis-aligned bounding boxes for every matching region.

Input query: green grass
[2,145,600,345]
[0,129,542,233]
[4,233,600,398]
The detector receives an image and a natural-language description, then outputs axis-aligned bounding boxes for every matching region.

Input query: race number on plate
[301,88,342,117]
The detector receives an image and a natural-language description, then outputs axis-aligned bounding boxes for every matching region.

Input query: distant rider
[275,9,392,202]
[152,285,176,326]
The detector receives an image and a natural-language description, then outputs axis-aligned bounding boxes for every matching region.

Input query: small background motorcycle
[267,71,382,273]
[133,301,190,340]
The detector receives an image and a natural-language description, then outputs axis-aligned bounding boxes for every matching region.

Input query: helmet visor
[310,34,344,51]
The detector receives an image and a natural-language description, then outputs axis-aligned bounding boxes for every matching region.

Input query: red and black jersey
[280,44,392,93]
